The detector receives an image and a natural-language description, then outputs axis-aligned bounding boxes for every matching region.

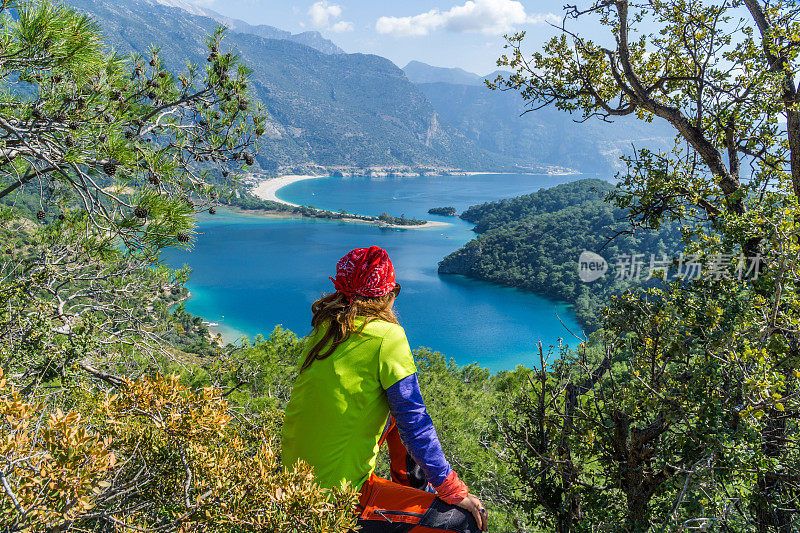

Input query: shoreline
[249,174,449,230]
[228,205,450,230]
[250,174,320,207]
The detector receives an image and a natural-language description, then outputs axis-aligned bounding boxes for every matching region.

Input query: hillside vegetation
[0,3,359,529]
[439,179,684,329]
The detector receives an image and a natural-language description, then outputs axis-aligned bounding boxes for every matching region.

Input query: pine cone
[134,206,149,219]
[103,162,117,176]
[238,100,248,111]
[243,152,254,165]
[36,210,45,220]
[222,170,229,178]
[209,207,216,215]
[149,58,156,67]
[58,214,65,221]
[148,175,160,186]
[176,232,191,243]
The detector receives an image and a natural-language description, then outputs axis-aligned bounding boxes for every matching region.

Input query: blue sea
[162,173,587,371]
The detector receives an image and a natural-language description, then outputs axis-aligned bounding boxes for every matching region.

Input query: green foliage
[413,348,529,532]
[440,179,684,329]
[487,0,800,530]
[0,3,364,531]
[428,206,457,216]
[0,0,265,391]
[163,303,222,359]
[377,211,426,226]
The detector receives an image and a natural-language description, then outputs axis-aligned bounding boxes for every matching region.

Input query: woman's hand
[456,493,488,531]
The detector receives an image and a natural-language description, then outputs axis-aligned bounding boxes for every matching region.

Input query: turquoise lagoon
[162,173,586,371]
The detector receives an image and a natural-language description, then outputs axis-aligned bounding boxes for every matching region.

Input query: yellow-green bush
[0,371,358,532]
[0,369,117,529]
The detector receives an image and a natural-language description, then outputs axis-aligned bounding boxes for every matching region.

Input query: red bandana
[330,246,396,299]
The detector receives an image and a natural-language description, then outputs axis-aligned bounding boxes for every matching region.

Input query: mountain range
[65,0,675,175]
[151,0,345,55]
[403,60,500,86]
[403,62,675,174]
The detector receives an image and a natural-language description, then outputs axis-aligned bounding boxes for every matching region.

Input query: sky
[183,0,571,74]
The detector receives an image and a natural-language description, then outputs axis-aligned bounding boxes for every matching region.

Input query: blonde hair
[300,291,398,372]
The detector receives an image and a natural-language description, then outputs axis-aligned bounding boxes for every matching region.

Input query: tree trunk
[611,410,667,532]
[786,110,800,200]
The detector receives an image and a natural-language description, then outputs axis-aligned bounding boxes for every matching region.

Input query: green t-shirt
[280,317,417,490]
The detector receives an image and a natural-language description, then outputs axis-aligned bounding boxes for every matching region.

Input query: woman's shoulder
[358,317,406,339]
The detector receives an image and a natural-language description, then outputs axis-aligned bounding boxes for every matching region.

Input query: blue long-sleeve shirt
[385,373,452,486]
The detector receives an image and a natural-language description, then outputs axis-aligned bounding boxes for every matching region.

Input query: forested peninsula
[438,179,684,329]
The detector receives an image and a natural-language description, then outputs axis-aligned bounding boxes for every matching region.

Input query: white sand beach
[251,174,322,207]
[250,174,449,230]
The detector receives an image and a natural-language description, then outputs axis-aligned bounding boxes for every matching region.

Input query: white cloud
[308,1,354,32]
[330,20,355,32]
[309,1,341,27]
[375,0,557,37]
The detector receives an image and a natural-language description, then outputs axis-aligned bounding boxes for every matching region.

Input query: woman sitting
[281,245,488,532]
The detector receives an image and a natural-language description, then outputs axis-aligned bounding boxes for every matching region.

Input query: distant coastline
[249,174,449,230]
[250,174,320,207]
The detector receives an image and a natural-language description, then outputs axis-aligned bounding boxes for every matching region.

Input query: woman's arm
[385,373,469,504]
